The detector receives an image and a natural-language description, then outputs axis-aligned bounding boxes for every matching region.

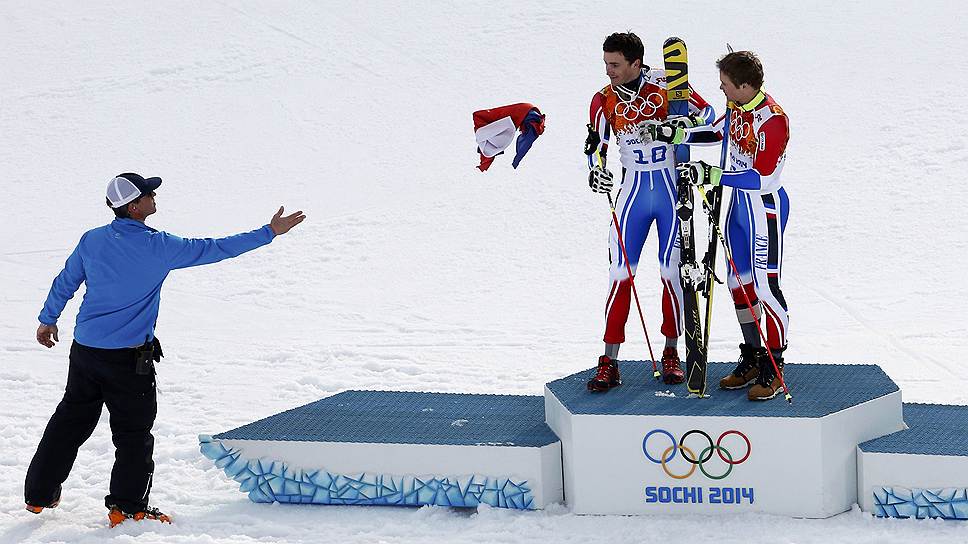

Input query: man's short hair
[717,51,764,89]
[106,196,144,218]
[603,32,644,66]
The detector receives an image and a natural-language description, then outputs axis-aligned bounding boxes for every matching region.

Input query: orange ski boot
[108,505,172,528]
[25,485,61,514]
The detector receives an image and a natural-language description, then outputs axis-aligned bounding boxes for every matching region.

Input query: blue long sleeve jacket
[39,218,275,348]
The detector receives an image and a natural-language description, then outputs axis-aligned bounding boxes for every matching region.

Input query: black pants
[25,341,157,513]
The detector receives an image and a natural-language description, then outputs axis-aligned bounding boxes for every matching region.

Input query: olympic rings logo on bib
[642,429,751,480]
[730,110,752,140]
[614,92,664,121]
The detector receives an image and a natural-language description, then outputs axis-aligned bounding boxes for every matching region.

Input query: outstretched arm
[678,115,790,194]
[683,112,726,146]
[164,206,306,270]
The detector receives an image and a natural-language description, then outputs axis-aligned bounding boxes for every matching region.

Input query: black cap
[118,172,162,195]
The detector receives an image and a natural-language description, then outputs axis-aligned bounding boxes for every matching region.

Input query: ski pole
[694,184,793,403]
[595,151,660,379]
[702,103,732,350]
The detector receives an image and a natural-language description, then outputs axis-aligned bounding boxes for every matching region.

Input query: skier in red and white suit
[650,50,790,401]
[585,32,713,391]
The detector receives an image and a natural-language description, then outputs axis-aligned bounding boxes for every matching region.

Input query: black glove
[666,113,706,130]
[583,123,601,156]
[638,121,684,145]
[676,160,722,188]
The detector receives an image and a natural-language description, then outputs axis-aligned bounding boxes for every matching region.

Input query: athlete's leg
[654,168,683,342]
[653,168,686,383]
[744,188,791,400]
[750,189,790,352]
[604,170,653,346]
[725,189,762,347]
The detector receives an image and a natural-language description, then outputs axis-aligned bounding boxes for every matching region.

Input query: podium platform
[545,361,903,518]
[199,361,968,520]
[199,391,562,509]
[858,403,968,520]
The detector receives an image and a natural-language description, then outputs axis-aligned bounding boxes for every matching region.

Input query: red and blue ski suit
[687,91,790,350]
[587,69,714,344]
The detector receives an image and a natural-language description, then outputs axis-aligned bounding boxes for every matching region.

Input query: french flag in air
[473,103,545,171]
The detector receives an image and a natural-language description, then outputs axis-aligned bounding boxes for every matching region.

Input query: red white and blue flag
[473,103,545,171]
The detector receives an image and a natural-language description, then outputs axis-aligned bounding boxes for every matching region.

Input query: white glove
[588,166,614,194]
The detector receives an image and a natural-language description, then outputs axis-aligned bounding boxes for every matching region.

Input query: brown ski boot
[719,343,759,390]
[748,350,785,401]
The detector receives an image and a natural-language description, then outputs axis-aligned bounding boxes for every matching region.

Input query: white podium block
[858,403,968,520]
[545,362,903,518]
[200,391,562,509]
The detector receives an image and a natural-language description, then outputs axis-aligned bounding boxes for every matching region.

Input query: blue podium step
[858,402,968,519]
[214,390,558,447]
[201,390,563,509]
[860,403,968,456]
[547,361,899,417]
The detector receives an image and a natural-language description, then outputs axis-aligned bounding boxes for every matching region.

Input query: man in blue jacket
[24,172,305,526]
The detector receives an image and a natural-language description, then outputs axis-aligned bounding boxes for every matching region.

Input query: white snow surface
[2,1,967,542]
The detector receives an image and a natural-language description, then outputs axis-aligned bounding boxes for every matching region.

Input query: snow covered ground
[1,1,967,542]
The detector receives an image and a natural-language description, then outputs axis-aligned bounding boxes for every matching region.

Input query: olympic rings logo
[614,92,664,121]
[642,429,751,480]
[730,110,751,140]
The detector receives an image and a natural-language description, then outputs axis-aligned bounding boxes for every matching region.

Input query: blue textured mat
[859,403,968,456]
[214,390,558,447]
[547,362,899,418]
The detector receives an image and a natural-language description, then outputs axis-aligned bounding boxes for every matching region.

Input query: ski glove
[583,123,601,156]
[588,166,614,194]
[677,160,722,188]
[637,120,685,145]
[666,113,706,130]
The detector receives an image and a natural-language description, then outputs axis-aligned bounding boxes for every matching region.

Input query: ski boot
[719,343,759,390]
[108,504,172,528]
[587,355,621,392]
[660,347,684,385]
[25,485,61,514]
[748,349,785,401]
